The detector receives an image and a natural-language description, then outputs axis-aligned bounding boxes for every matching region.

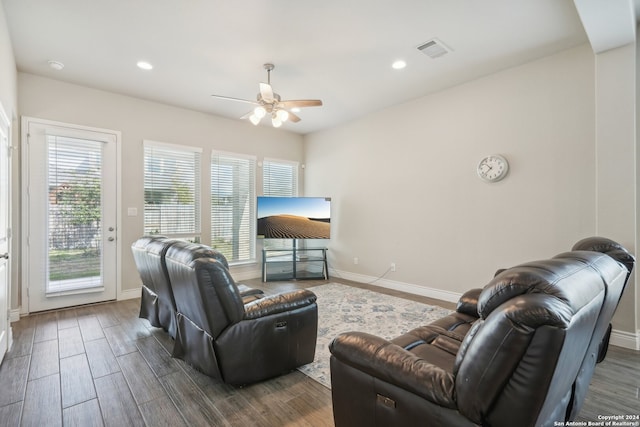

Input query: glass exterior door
[24,119,118,312]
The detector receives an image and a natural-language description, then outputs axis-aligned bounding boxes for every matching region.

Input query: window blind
[143,141,201,237]
[263,159,298,196]
[262,159,299,249]
[211,152,256,263]
[47,135,103,288]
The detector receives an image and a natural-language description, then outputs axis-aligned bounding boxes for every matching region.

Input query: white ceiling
[2,1,593,134]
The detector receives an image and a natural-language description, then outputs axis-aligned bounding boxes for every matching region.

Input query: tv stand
[262,244,328,282]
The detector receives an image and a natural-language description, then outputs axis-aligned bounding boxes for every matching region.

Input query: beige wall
[304,45,600,300]
[305,42,639,339]
[594,43,637,334]
[17,73,304,307]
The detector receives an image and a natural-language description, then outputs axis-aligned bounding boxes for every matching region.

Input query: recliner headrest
[131,235,167,251]
[477,251,618,319]
[145,238,174,258]
[164,241,230,269]
[572,236,635,275]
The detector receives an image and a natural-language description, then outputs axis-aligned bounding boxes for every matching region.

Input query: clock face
[477,155,509,182]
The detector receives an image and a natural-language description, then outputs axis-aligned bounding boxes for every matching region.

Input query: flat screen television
[257,196,331,239]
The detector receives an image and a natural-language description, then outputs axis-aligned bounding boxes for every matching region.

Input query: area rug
[297,283,453,388]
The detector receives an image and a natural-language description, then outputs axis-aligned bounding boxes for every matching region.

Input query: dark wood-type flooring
[0,277,637,426]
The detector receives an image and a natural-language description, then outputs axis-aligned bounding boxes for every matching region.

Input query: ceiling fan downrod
[264,63,274,85]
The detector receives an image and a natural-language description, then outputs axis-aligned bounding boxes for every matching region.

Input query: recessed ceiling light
[48,60,64,71]
[392,60,407,70]
[291,107,301,113]
[136,61,153,70]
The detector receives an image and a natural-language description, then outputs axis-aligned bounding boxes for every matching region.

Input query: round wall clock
[477,154,509,182]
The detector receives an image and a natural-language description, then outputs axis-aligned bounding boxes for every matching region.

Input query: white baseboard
[118,287,142,301]
[10,308,21,323]
[330,269,462,304]
[610,329,640,350]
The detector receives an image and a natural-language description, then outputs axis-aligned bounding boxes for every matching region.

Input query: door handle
[0,253,8,259]
[108,237,115,242]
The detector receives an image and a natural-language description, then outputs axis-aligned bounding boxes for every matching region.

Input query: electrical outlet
[390,262,396,272]
[353,257,359,265]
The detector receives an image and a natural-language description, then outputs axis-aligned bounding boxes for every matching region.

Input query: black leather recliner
[132,237,266,338]
[566,237,635,420]
[131,236,179,337]
[329,238,634,427]
[164,241,318,385]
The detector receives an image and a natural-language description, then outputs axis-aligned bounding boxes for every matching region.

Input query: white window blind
[47,135,103,290]
[211,152,256,263]
[262,159,299,249]
[263,159,298,196]
[143,141,201,238]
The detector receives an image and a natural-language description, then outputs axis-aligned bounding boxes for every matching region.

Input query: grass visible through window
[49,249,100,281]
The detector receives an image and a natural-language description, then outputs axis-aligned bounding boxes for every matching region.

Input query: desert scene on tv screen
[257,197,330,239]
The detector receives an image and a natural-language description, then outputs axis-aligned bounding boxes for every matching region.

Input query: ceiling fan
[211,63,323,128]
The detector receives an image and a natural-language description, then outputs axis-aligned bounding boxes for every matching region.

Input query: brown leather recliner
[164,240,318,385]
[329,241,633,427]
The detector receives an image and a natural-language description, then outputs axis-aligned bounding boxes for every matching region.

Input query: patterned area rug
[297,283,452,388]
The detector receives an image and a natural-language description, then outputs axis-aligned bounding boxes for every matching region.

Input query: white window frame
[143,140,202,240]
[211,151,257,264]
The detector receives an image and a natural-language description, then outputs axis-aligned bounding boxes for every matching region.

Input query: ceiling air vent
[417,38,451,59]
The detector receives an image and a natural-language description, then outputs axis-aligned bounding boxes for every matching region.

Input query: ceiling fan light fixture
[254,106,266,118]
[249,114,261,125]
[276,109,289,122]
[271,115,283,128]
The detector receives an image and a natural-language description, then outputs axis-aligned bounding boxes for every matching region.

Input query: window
[211,152,256,263]
[144,141,201,239]
[262,159,299,248]
[47,135,103,291]
[263,158,298,197]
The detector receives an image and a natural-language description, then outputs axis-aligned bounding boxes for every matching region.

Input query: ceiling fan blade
[286,110,301,123]
[278,99,323,109]
[259,83,274,103]
[211,94,259,105]
[239,110,254,120]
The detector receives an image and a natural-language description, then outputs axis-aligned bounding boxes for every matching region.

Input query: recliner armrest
[244,289,317,319]
[237,284,264,303]
[456,288,481,317]
[329,331,457,408]
[237,283,264,297]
